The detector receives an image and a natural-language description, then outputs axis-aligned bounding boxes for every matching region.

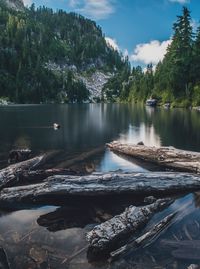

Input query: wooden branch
[86,198,173,259]
[110,212,176,261]
[0,172,200,206]
[0,155,44,190]
[107,141,200,173]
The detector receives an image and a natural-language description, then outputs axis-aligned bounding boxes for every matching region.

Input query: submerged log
[0,155,44,190]
[86,198,173,259]
[107,141,200,173]
[37,205,113,232]
[8,149,32,164]
[0,172,200,205]
[110,212,176,261]
[0,248,10,269]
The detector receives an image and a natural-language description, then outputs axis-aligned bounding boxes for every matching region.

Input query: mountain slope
[1,0,24,10]
[0,2,128,103]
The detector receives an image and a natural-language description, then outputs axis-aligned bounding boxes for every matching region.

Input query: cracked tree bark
[107,141,200,173]
[86,198,173,259]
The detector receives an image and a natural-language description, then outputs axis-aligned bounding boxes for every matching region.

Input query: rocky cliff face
[2,0,24,10]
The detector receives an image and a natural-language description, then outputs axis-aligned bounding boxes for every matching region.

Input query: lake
[0,104,200,269]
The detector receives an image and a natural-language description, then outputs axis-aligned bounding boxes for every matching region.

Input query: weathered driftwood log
[0,155,44,190]
[86,199,172,259]
[110,212,176,261]
[107,141,200,173]
[1,172,200,205]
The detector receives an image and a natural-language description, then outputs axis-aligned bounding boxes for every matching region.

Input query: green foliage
[192,85,200,106]
[119,7,200,107]
[0,2,125,103]
[103,56,131,102]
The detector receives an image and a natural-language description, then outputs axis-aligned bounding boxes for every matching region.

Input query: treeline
[105,7,200,107]
[0,1,125,103]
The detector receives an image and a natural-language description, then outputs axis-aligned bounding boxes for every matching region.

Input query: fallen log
[107,141,200,173]
[0,155,44,190]
[110,212,176,261]
[17,168,80,185]
[0,172,200,205]
[86,198,173,259]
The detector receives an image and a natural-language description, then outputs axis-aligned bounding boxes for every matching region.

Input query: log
[37,205,113,231]
[8,149,32,164]
[110,212,176,261]
[0,155,44,190]
[86,198,173,259]
[107,141,200,173]
[1,172,200,205]
[17,168,80,185]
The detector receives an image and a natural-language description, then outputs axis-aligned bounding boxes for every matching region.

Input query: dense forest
[0,0,128,103]
[1,2,199,106]
[109,7,200,107]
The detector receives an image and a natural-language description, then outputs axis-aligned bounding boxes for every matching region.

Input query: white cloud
[23,0,32,6]
[69,0,82,8]
[131,39,172,65]
[68,0,116,20]
[105,37,119,51]
[169,0,190,4]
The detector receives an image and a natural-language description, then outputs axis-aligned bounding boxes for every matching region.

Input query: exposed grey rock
[2,0,24,10]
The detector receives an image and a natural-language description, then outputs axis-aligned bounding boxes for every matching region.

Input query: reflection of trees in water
[1,104,200,157]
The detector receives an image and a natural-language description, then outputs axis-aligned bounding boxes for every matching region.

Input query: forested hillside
[0,0,128,103]
[106,7,200,107]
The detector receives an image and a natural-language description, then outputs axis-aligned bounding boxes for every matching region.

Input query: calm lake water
[0,104,200,268]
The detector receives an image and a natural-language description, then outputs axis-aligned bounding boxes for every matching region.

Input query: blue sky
[23,0,200,67]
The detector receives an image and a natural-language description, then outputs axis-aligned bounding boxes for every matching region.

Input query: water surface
[0,104,200,268]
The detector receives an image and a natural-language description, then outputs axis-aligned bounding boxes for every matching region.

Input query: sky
[23,0,200,67]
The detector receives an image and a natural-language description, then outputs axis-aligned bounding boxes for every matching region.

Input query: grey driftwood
[107,141,200,173]
[0,155,44,190]
[86,198,173,257]
[0,172,200,205]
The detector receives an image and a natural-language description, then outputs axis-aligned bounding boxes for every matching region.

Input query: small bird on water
[53,123,61,130]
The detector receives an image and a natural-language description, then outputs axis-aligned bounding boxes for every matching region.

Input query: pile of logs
[1,143,200,263]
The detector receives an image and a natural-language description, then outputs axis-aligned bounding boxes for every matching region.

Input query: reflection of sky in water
[97,149,148,172]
